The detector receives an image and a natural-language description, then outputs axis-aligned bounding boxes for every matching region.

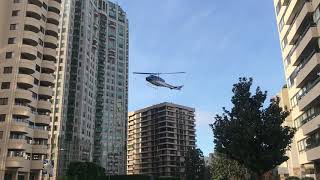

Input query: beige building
[277,85,301,179]
[274,0,320,179]
[0,0,61,179]
[127,102,196,178]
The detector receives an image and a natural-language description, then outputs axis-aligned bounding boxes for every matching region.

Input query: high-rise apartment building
[0,0,61,179]
[92,1,128,175]
[127,103,196,178]
[48,0,75,179]
[48,0,128,177]
[274,0,320,178]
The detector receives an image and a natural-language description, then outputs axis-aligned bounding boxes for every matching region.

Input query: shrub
[285,177,300,180]
[301,177,314,180]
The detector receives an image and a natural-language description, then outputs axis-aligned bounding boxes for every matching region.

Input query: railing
[289,49,316,80]
[295,107,320,128]
[297,75,320,100]
[12,118,30,124]
[286,0,308,35]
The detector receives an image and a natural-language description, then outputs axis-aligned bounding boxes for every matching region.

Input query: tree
[185,148,206,180]
[210,77,296,179]
[66,161,106,180]
[210,153,249,180]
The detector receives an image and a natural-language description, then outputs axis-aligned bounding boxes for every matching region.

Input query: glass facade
[93,0,129,175]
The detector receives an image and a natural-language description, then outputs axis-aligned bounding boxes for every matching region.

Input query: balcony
[306,145,320,161]
[38,86,53,98]
[37,100,51,112]
[43,47,57,58]
[296,53,320,87]
[287,3,313,45]
[291,27,318,66]
[301,113,320,135]
[23,31,39,47]
[12,106,32,118]
[109,34,116,40]
[44,35,58,49]
[8,139,32,151]
[15,89,33,103]
[27,3,42,16]
[41,60,56,73]
[31,160,43,170]
[6,157,30,169]
[19,60,36,74]
[45,24,59,38]
[21,45,37,60]
[40,73,54,85]
[17,74,34,89]
[298,77,320,111]
[47,11,60,23]
[35,114,50,125]
[48,0,61,15]
[11,120,32,134]
[25,17,40,31]
[32,145,47,154]
[33,129,49,139]
[284,0,304,24]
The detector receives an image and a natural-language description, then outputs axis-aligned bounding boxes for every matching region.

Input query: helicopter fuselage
[146,75,183,90]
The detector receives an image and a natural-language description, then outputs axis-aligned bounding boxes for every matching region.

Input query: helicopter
[133,72,186,90]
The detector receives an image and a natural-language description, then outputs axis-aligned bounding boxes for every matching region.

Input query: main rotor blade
[133,72,158,75]
[159,72,186,74]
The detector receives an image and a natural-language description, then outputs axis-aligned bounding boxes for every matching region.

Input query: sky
[115,0,285,156]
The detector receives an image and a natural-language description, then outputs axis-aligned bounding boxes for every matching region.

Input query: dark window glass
[3,67,12,74]
[1,82,10,89]
[0,98,8,105]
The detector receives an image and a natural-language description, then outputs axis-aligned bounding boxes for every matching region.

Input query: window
[12,10,19,16]
[38,38,43,46]
[0,98,8,105]
[1,82,10,89]
[8,38,15,44]
[36,65,40,72]
[281,35,288,49]
[0,115,5,122]
[37,52,42,59]
[276,0,281,15]
[9,24,17,30]
[5,52,13,59]
[3,67,12,74]
[34,78,39,85]
[278,17,284,32]
[0,131,3,139]
[43,2,48,10]
[314,6,320,24]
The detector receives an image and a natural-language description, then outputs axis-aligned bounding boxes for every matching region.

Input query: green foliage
[155,177,181,180]
[285,177,300,180]
[108,175,152,180]
[301,177,314,180]
[210,153,249,180]
[66,161,106,180]
[210,77,296,177]
[184,148,206,180]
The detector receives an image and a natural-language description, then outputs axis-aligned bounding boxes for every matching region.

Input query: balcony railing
[297,75,320,101]
[286,0,308,36]
[294,107,320,128]
[289,49,316,80]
